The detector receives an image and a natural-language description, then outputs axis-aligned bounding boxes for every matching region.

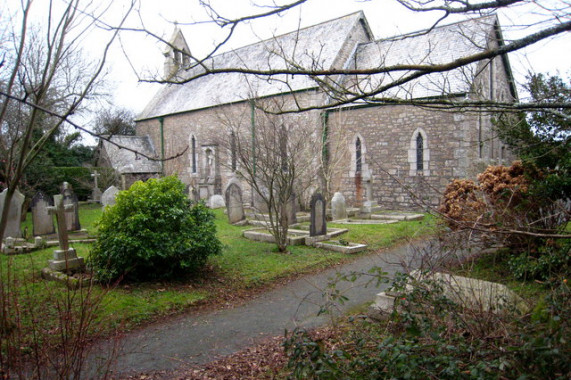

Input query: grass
[2,204,436,344]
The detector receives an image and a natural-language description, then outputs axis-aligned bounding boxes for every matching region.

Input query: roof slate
[353,15,497,99]
[138,13,499,120]
[100,136,161,174]
[138,12,366,120]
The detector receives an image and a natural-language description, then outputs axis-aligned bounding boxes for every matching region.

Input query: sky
[101,0,570,115]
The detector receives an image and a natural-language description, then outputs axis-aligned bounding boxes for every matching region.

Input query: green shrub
[509,240,571,282]
[90,176,222,282]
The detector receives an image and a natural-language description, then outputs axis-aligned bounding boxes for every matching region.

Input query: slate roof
[99,136,161,174]
[138,13,506,120]
[138,12,367,120]
[352,15,498,99]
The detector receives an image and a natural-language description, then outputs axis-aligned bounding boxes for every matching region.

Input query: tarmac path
[87,240,439,378]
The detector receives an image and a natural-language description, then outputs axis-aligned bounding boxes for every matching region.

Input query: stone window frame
[349,133,369,178]
[408,128,430,176]
[229,130,238,172]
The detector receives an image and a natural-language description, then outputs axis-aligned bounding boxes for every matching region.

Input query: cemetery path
[88,240,436,378]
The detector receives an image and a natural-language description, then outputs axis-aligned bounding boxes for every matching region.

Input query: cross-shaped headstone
[47,194,74,251]
[91,170,100,190]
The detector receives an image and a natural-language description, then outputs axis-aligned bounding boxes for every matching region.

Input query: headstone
[225,183,245,224]
[331,192,348,220]
[31,191,55,236]
[286,193,297,225]
[101,186,120,208]
[310,192,327,237]
[91,170,102,202]
[253,187,269,213]
[47,195,84,272]
[0,189,25,239]
[209,194,225,209]
[63,190,80,231]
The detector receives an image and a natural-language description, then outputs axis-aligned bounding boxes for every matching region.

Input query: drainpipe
[158,116,165,175]
[250,100,256,176]
[321,111,330,193]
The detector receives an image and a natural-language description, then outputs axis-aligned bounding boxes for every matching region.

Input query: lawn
[2,204,436,345]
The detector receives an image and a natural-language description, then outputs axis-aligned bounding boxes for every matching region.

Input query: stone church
[132,11,516,210]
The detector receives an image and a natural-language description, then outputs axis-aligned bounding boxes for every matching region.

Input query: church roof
[138,13,509,120]
[138,12,369,120]
[99,135,161,174]
[352,15,499,99]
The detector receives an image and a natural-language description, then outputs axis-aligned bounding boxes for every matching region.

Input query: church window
[230,131,237,171]
[409,128,430,176]
[355,137,362,173]
[416,134,424,171]
[191,135,197,174]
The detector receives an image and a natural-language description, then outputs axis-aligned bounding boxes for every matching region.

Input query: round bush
[90,176,222,282]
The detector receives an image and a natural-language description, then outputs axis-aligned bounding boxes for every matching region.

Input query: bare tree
[214,98,320,252]
[93,106,137,136]
[0,0,134,240]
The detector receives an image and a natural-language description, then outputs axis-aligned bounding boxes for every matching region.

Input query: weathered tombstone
[63,189,81,231]
[101,186,120,208]
[225,183,245,224]
[91,170,102,203]
[209,194,225,209]
[0,189,25,239]
[31,191,55,236]
[47,195,84,272]
[253,187,269,213]
[286,193,297,225]
[331,192,348,220]
[310,192,327,237]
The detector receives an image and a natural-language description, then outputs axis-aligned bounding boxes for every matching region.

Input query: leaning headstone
[101,186,120,208]
[47,195,84,272]
[225,183,245,224]
[310,192,327,237]
[0,189,25,239]
[209,194,225,209]
[63,189,80,231]
[331,192,348,220]
[31,191,55,236]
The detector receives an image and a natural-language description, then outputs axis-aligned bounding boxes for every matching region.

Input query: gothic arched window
[230,131,237,171]
[355,137,362,174]
[416,133,424,171]
[191,135,197,174]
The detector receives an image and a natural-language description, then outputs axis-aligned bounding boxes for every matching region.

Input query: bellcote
[163,27,191,79]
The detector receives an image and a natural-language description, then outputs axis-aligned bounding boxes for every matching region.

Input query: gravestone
[47,194,84,272]
[62,189,81,231]
[209,194,225,209]
[286,193,297,225]
[310,192,327,237]
[31,191,55,236]
[91,170,102,203]
[225,183,245,224]
[331,192,348,220]
[0,189,25,239]
[101,186,120,208]
[253,187,269,213]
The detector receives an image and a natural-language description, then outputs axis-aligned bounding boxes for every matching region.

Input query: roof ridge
[375,13,496,43]
[183,11,365,67]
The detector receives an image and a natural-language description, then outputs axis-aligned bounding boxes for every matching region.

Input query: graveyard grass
[5,204,435,342]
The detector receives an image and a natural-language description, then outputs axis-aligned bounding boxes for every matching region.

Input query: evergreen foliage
[90,176,222,283]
